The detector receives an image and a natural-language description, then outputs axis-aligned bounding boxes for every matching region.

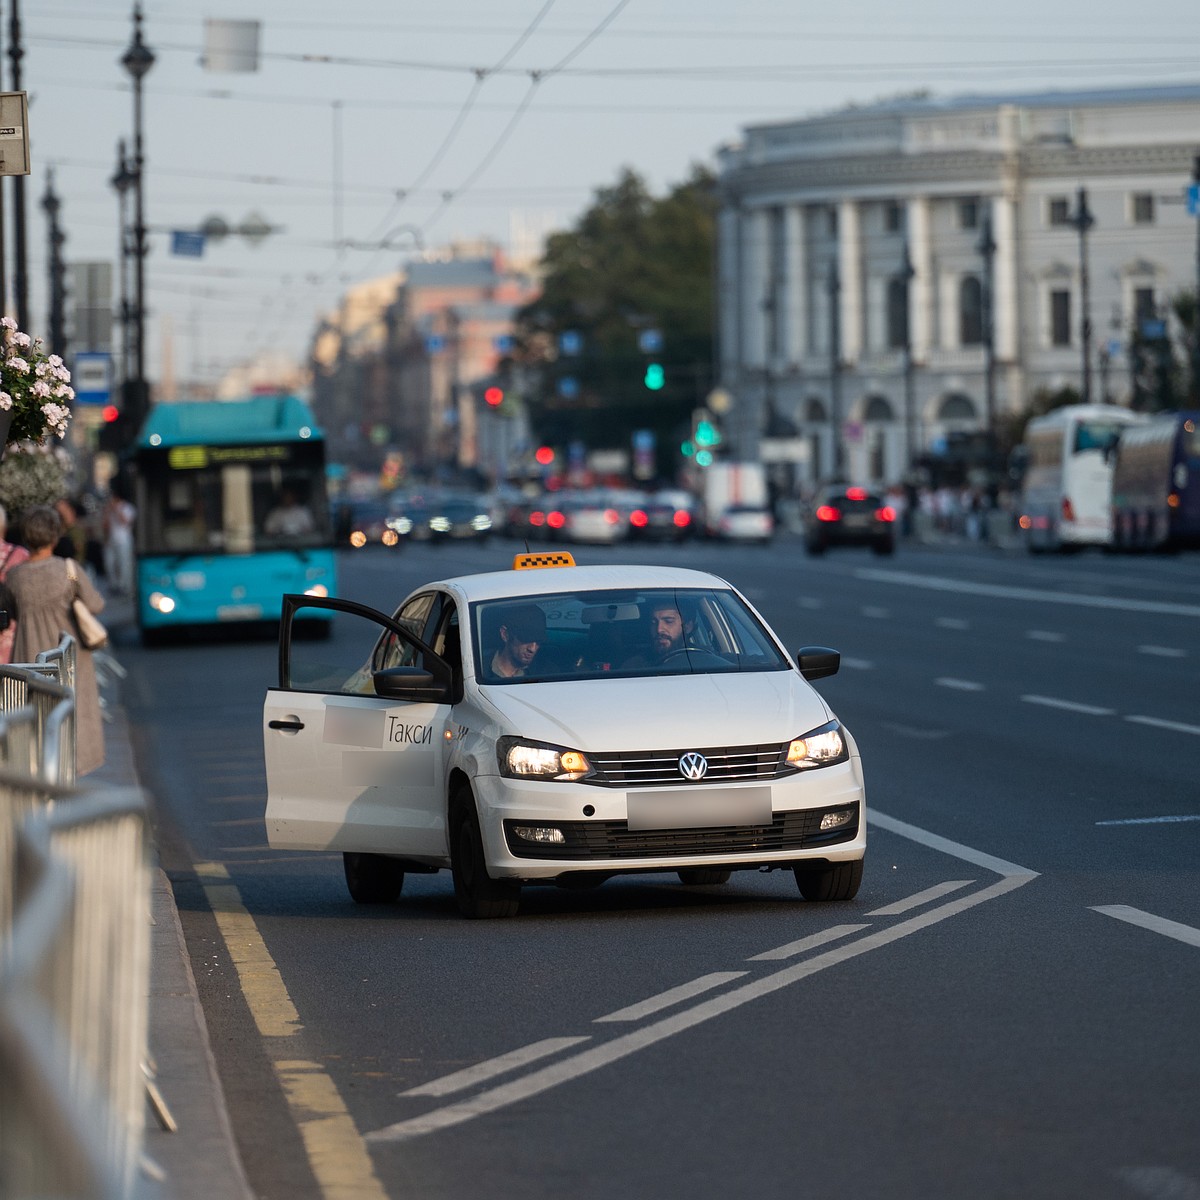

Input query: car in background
[334,498,402,549]
[713,504,774,544]
[804,485,896,556]
[559,492,627,545]
[427,493,493,543]
[629,490,699,542]
[264,553,867,918]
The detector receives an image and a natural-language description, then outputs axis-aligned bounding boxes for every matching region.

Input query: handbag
[65,558,109,650]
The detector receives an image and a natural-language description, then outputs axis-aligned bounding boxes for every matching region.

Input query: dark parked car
[804,486,896,556]
[629,490,698,542]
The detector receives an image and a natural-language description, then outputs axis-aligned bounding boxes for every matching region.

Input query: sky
[17,0,1200,392]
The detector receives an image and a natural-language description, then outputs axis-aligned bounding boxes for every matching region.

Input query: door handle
[268,718,305,732]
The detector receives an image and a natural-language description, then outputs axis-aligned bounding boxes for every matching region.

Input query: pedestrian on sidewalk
[0,502,29,664]
[7,504,106,775]
[103,483,136,596]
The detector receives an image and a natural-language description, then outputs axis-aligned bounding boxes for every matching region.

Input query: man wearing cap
[489,604,546,679]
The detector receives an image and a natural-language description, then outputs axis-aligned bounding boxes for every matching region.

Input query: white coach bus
[1016,404,1147,552]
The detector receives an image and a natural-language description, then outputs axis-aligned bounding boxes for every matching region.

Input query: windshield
[1073,421,1124,453]
[472,587,791,683]
[134,441,333,555]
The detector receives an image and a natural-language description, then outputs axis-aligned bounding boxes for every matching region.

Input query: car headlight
[785,719,849,771]
[497,736,593,782]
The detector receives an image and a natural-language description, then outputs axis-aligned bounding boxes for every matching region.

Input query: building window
[1135,287,1158,334]
[884,201,904,233]
[958,197,980,230]
[1048,197,1071,227]
[886,277,909,349]
[1131,193,1155,224]
[1050,289,1071,346]
[959,276,983,346]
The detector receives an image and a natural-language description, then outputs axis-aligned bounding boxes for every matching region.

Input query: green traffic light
[695,419,720,447]
[644,363,665,390]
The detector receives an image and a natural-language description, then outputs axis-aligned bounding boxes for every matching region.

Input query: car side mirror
[796,645,840,681]
[373,665,451,704]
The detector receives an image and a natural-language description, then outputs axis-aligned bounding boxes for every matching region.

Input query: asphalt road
[123,535,1200,1200]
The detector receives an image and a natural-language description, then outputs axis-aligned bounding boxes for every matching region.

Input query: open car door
[263,593,456,862]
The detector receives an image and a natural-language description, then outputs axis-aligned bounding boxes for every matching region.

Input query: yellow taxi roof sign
[513,551,576,570]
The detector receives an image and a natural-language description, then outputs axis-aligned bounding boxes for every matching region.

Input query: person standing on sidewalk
[7,504,106,775]
[0,502,29,664]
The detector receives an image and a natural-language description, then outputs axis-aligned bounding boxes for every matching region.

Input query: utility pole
[827,258,843,479]
[40,169,66,356]
[8,0,28,331]
[1070,186,1095,405]
[977,212,997,442]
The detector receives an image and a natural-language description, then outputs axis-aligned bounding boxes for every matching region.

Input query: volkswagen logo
[678,752,708,782]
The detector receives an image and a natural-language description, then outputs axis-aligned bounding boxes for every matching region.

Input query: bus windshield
[135,440,333,556]
[1073,421,1123,453]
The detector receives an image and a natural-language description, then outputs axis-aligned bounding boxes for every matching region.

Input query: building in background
[716,83,1200,489]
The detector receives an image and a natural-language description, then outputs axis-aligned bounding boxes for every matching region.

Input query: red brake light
[816,505,841,522]
[875,506,896,522]
[630,509,648,528]
[846,487,868,501]
[673,510,691,527]
[603,508,618,524]
[547,510,565,529]
[530,510,545,527]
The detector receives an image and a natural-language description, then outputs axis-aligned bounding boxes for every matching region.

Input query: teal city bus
[131,396,336,642]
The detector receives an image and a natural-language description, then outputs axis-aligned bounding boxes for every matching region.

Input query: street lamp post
[40,169,66,356]
[827,258,843,479]
[122,4,154,434]
[1070,186,1095,405]
[898,242,916,473]
[110,140,136,394]
[977,213,997,441]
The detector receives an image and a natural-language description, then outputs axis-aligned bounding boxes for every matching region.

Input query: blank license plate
[626,786,772,830]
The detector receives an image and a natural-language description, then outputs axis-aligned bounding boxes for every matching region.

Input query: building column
[838,199,862,363]
[784,204,807,364]
[743,206,770,371]
[909,195,934,359]
[992,193,1018,362]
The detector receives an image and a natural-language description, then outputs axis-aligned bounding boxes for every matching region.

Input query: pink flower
[6,356,28,374]
[0,392,11,410]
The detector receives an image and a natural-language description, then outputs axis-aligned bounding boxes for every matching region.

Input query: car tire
[677,868,732,886]
[793,858,863,902]
[343,852,404,904]
[450,787,521,919]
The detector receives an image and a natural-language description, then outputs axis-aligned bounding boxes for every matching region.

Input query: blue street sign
[1187,184,1200,216]
[557,376,579,400]
[72,351,112,406]
[559,330,582,356]
[638,328,662,354]
[171,230,206,257]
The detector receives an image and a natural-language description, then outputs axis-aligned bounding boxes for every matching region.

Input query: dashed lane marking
[935,617,971,630]
[1125,714,1200,737]
[936,677,985,691]
[1137,645,1187,658]
[866,880,974,916]
[400,1037,592,1098]
[1096,814,1200,826]
[747,924,870,962]
[1021,694,1115,716]
[1091,905,1200,950]
[1118,1166,1200,1199]
[1027,630,1065,642]
[860,606,890,619]
[839,657,874,670]
[594,972,748,1023]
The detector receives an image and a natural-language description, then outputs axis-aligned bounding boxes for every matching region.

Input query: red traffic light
[534,445,555,466]
[102,404,120,423]
[484,386,504,407]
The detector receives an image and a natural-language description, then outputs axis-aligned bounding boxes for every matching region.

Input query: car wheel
[793,859,863,901]
[450,787,521,919]
[677,868,731,886]
[343,852,404,904]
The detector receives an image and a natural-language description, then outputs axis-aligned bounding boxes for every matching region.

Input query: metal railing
[0,632,152,1199]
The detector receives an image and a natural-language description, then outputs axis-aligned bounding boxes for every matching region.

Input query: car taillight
[530,510,545,526]
[673,510,691,527]
[875,506,896,522]
[630,509,648,527]
[1061,497,1075,522]
[846,487,868,501]
[604,508,618,524]
[547,510,566,529]
[816,505,841,522]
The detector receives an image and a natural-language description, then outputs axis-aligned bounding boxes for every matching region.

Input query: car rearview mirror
[796,646,840,681]
[373,665,451,704]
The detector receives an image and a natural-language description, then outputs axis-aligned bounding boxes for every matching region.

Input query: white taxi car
[263,553,866,918]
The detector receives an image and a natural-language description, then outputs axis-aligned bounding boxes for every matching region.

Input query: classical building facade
[716,84,1200,487]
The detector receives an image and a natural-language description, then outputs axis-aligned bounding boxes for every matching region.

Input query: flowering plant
[0,442,69,515]
[0,317,73,445]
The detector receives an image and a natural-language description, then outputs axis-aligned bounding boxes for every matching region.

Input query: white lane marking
[861,606,890,619]
[839,656,874,670]
[799,597,823,610]
[594,972,747,1023]
[1021,694,1114,716]
[935,617,970,630]
[747,924,870,961]
[1091,905,1200,950]
[880,722,950,740]
[1027,630,1065,643]
[866,880,974,916]
[399,1037,591,1098]
[856,568,1200,617]
[1125,714,1200,737]
[936,677,985,691]
[365,872,1035,1144]
[1137,645,1187,658]
[867,809,1039,878]
[1096,814,1200,826]
[1119,1166,1200,1199]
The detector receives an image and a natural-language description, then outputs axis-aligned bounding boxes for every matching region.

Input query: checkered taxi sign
[513,551,576,570]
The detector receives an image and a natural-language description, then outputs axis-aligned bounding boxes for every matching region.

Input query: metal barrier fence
[0,633,152,1199]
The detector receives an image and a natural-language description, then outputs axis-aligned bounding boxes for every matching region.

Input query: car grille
[585,743,789,787]
[504,807,858,860]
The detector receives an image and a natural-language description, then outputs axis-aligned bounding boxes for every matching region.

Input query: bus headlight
[148,591,176,614]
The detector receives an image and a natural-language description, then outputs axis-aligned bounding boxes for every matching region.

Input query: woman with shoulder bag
[7,504,107,775]
[0,502,29,664]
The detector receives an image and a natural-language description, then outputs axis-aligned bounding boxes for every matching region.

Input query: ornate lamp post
[40,169,66,356]
[110,141,136,393]
[121,4,155,432]
[1069,187,1095,405]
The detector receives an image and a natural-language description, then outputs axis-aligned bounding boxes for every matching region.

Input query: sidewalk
[89,596,253,1200]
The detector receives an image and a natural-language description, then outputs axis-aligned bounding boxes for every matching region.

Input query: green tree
[514,165,716,479]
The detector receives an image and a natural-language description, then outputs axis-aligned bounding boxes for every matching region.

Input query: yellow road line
[195,862,387,1200]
